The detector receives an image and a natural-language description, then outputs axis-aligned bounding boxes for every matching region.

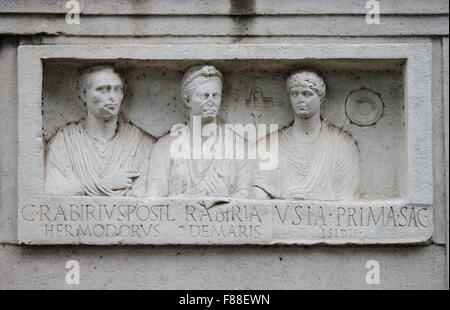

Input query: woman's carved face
[187,81,222,120]
[289,85,321,119]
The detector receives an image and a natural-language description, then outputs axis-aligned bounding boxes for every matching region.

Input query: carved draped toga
[45,117,154,197]
[147,123,253,198]
[254,122,360,200]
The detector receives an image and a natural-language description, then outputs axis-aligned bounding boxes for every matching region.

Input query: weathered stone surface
[443,37,449,273]
[44,65,155,198]
[42,61,404,198]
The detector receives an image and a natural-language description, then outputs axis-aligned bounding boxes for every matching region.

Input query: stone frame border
[17,44,433,245]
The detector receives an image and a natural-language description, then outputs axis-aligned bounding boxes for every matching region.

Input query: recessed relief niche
[42,60,405,201]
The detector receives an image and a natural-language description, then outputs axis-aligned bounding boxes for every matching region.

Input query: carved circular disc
[345,89,383,126]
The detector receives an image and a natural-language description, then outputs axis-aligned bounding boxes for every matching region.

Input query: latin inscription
[18,201,432,244]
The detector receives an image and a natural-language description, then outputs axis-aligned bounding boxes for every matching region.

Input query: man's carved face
[289,85,321,119]
[188,81,222,120]
[83,70,124,121]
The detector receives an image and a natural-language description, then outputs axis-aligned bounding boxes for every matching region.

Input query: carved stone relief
[345,88,384,126]
[18,44,433,245]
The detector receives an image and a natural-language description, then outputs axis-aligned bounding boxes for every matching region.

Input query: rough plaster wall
[0,0,448,289]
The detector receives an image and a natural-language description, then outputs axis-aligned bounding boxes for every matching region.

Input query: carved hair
[287,70,326,103]
[79,65,124,99]
[181,65,223,102]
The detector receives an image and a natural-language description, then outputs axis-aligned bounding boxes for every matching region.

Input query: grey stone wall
[0,0,448,289]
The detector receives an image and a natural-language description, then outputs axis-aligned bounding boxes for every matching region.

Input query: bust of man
[45,65,154,197]
[147,65,252,198]
[253,69,360,201]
